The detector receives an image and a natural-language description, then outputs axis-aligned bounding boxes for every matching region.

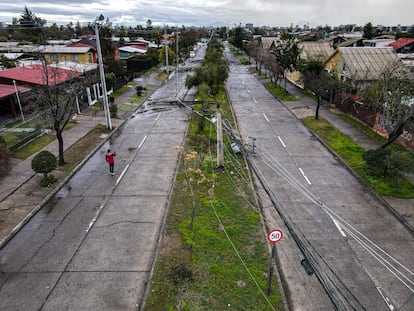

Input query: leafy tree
[186,39,229,96]
[363,22,375,40]
[231,24,245,50]
[272,32,301,91]
[75,21,83,37]
[0,55,18,68]
[300,59,326,119]
[244,40,257,65]
[31,150,57,186]
[146,19,153,30]
[158,45,177,66]
[18,6,46,43]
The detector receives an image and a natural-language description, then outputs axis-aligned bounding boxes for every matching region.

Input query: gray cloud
[0,0,412,27]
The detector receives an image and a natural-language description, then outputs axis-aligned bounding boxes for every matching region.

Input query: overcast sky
[0,0,412,28]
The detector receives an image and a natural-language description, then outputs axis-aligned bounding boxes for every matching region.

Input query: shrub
[363,148,391,176]
[135,85,146,96]
[31,150,57,186]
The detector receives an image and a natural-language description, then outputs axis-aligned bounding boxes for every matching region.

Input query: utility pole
[13,80,25,122]
[216,110,224,170]
[94,22,112,130]
[165,28,169,75]
[176,31,179,98]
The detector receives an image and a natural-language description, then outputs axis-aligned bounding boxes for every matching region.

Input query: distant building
[245,23,254,31]
[388,38,414,53]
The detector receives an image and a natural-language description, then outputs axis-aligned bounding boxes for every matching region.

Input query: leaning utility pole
[176,31,180,98]
[95,22,112,130]
[216,110,224,170]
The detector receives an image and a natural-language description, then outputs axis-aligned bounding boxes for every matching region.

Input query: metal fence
[0,112,52,151]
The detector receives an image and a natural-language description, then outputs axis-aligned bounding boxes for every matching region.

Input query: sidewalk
[0,68,164,247]
[257,73,414,232]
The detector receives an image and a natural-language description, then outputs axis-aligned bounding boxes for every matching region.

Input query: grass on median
[11,122,78,160]
[302,116,414,198]
[144,91,282,311]
[57,124,110,171]
[264,82,298,101]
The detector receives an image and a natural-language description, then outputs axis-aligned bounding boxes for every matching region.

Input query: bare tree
[360,64,414,148]
[29,62,96,165]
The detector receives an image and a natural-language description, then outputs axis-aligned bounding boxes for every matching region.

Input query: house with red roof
[0,84,30,119]
[0,64,83,119]
[0,64,82,87]
[388,38,414,53]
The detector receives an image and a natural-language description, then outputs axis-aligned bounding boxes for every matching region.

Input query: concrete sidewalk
[259,74,414,232]
[0,69,164,247]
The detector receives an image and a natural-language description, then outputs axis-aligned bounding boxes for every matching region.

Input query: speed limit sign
[267,229,283,243]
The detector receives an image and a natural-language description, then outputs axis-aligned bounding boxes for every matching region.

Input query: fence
[0,112,51,151]
[334,93,414,150]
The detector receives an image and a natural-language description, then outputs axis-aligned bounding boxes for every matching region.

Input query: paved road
[0,68,194,310]
[225,47,414,310]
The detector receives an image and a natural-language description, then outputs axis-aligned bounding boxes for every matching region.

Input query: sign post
[267,229,283,295]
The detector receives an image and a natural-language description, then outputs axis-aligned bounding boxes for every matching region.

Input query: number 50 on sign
[267,229,283,243]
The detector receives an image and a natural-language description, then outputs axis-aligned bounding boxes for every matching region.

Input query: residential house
[336,37,365,48]
[363,38,395,47]
[0,83,30,118]
[0,64,82,87]
[324,47,401,85]
[40,46,97,64]
[388,38,414,53]
[388,38,414,72]
[0,64,83,118]
[299,41,334,61]
[287,41,334,86]
[118,46,147,60]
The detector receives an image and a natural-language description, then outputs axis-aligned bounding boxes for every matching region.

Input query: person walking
[105,149,116,175]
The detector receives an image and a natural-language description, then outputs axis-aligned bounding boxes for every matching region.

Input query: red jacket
[106,151,116,164]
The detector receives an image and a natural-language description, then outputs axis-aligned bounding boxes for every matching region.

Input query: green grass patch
[144,90,282,310]
[302,116,414,198]
[111,84,131,98]
[10,122,78,160]
[57,124,109,171]
[1,131,28,147]
[338,114,407,153]
[339,114,385,142]
[145,67,157,75]
[155,72,169,81]
[12,133,55,159]
[264,82,298,101]
[118,102,139,112]
[239,57,250,65]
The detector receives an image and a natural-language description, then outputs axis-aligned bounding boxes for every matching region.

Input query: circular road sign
[267,229,283,243]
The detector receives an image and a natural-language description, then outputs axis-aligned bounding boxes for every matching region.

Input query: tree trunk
[315,96,320,119]
[380,122,405,149]
[55,125,65,166]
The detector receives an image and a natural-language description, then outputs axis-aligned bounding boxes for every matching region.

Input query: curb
[258,75,414,235]
[0,82,158,250]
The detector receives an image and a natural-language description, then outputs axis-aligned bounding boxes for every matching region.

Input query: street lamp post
[13,80,25,122]
[94,22,112,130]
